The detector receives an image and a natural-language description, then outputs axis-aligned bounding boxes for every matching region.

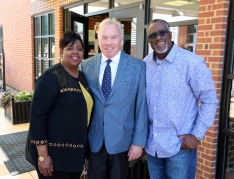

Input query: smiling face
[147,21,173,60]
[98,23,123,59]
[60,40,83,68]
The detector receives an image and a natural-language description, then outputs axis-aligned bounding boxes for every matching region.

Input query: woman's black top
[26,63,92,172]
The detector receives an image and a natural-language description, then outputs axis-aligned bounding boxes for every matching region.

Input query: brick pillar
[54,1,63,64]
[196,0,230,178]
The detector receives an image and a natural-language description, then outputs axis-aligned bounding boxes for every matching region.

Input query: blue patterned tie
[102,59,112,100]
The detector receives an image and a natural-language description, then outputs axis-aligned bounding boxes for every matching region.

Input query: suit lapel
[108,51,129,99]
[92,54,104,99]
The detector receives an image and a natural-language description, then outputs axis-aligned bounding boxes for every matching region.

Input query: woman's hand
[36,145,53,176]
[38,156,53,177]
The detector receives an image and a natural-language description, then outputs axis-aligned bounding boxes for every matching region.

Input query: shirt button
[104,105,107,108]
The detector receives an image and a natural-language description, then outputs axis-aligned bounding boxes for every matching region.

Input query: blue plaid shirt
[144,44,218,158]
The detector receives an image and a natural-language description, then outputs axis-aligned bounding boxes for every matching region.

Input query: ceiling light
[114,2,120,7]
[163,0,194,6]
[177,10,185,16]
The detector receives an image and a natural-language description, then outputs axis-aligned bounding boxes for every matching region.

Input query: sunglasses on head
[147,30,169,39]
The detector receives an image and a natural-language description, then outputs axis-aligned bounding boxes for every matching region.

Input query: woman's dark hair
[59,30,83,50]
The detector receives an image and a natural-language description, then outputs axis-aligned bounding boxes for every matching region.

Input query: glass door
[110,6,144,59]
[70,11,89,59]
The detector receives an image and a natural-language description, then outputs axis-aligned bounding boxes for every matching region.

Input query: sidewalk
[0,86,37,179]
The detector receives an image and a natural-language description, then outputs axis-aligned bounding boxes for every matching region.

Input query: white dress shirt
[99,51,121,87]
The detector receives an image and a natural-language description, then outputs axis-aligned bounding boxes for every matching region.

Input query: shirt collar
[101,51,121,64]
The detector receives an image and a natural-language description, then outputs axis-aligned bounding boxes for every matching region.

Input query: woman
[25,30,93,179]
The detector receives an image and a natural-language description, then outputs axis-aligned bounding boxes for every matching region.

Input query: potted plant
[0,91,34,124]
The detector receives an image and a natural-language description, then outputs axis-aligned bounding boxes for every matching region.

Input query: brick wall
[0,0,33,91]
[54,0,63,64]
[0,1,2,25]
[195,0,229,178]
[30,0,54,15]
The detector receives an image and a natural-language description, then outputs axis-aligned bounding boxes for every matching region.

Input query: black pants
[87,143,129,179]
[36,168,82,179]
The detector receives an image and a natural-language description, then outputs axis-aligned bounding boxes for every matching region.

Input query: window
[34,13,55,79]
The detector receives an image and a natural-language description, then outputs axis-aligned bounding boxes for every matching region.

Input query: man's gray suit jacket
[81,51,148,154]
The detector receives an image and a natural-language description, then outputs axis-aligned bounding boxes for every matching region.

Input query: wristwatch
[38,155,49,161]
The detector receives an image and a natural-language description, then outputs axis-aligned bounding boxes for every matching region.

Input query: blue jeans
[147,149,197,179]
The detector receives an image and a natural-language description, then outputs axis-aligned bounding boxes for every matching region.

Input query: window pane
[49,60,55,66]
[42,15,48,35]
[119,18,137,57]
[50,14,55,35]
[36,59,42,77]
[69,5,84,15]
[114,0,141,7]
[50,37,55,58]
[34,13,54,79]
[74,22,84,39]
[88,0,108,13]
[225,136,234,179]
[42,38,48,57]
[35,38,41,57]
[229,81,234,128]
[35,17,40,36]
[43,60,49,71]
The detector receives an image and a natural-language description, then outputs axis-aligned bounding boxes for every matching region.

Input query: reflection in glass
[74,22,84,40]
[225,136,234,179]
[114,0,141,7]
[88,0,108,13]
[42,15,48,35]
[43,60,49,71]
[36,59,41,77]
[42,38,48,57]
[229,81,234,129]
[186,34,194,43]
[50,37,55,58]
[121,18,137,57]
[35,38,41,57]
[50,14,55,35]
[35,17,40,36]
[187,25,196,33]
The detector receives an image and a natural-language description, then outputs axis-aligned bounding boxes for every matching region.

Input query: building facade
[0,0,232,178]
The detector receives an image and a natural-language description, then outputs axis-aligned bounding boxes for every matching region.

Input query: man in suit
[80,18,148,179]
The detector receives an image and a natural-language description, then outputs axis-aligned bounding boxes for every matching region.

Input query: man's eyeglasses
[147,30,169,40]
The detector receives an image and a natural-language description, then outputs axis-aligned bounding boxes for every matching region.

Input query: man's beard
[154,43,168,54]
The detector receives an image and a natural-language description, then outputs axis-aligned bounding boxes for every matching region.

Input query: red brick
[211,17,228,24]
[212,2,230,10]
[200,11,215,18]
[200,0,216,5]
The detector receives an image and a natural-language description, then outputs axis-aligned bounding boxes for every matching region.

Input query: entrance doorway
[66,5,144,60]
[110,6,144,59]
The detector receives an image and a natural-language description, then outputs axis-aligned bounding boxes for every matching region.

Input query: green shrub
[0,91,34,108]
[14,91,34,102]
